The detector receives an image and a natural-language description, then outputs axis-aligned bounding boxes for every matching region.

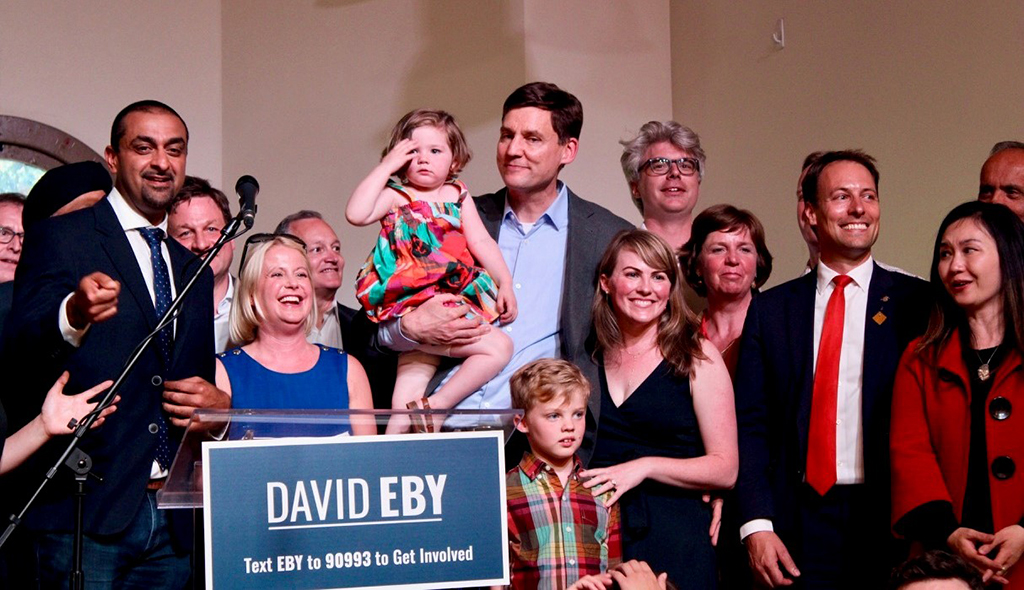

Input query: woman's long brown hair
[592,230,707,377]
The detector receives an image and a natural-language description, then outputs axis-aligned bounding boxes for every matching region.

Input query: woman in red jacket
[892,201,1024,587]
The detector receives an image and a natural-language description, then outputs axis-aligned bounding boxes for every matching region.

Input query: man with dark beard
[3,100,224,587]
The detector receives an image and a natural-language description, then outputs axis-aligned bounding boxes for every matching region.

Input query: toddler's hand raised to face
[381,138,419,175]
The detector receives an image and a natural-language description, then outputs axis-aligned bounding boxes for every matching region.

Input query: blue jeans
[33,491,190,589]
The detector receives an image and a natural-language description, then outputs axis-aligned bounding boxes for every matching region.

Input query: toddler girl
[347,109,516,433]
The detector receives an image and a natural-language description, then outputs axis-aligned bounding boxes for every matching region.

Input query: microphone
[235,175,259,229]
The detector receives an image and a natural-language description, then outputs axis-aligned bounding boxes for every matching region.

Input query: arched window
[0,115,105,194]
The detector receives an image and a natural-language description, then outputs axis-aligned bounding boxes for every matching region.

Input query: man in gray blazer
[380,82,631,461]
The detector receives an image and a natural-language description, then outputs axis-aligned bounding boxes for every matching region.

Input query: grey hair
[990,141,1024,156]
[275,210,323,235]
[620,121,706,214]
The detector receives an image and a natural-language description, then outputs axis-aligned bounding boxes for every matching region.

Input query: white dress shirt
[59,188,177,342]
[307,292,344,350]
[740,257,874,541]
[57,188,178,480]
[214,274,235,353]
[813,258,871,485]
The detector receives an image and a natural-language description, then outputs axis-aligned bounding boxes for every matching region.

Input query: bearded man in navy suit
[734,150,931,588]
[4,100,226,587]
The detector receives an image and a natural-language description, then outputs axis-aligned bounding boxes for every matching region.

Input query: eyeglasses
[238,232,307,271]
[640,157,700,177]
[0,226,24,245]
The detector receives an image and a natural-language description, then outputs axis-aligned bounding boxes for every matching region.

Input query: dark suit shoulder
[0,281,13,352]
[474,188,634,232]
[753,272,816,307]
[872,265,933,337]
[473,189,505,203]
[335,302,360,326]
[22,198,103,244]
[881,265,930,293]
[566,189,633,233]
[472,190,507,213]
[869,265,934,311]
[40,198,102,229]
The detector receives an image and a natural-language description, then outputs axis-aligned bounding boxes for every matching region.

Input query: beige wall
[5,1,1023,297]
[222,0,671,305]
[671,2,1024,283]
[221,0,527,282]
[0,1,223,181]
[522,0,673,223]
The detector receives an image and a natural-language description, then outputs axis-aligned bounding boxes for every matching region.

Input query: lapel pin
[873,311,887,325]
[881,296,890,302]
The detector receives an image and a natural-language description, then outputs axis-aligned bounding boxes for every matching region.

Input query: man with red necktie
[734,150,931,588]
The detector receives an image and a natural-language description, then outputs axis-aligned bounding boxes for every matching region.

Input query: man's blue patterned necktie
[139,227,173,470]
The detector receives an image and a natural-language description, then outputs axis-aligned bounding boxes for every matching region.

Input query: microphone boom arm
[0,192,254,555]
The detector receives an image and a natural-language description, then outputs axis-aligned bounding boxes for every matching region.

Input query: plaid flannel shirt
[506,452,621,590]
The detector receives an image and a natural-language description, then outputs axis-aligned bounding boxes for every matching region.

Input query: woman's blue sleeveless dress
[220,346,351,437]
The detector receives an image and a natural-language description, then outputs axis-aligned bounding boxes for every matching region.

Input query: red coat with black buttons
[891,331,1024,587]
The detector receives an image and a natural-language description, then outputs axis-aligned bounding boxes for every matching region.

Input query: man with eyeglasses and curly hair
[620,120,708,314]
[0,193,25,284]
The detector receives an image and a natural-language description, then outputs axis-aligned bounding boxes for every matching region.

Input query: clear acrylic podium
[157,408,523,509]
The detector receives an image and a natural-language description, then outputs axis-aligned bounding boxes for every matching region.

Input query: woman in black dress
[582,230,738,588]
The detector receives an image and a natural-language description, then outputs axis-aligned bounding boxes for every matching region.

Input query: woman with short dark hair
[680,204,772,376]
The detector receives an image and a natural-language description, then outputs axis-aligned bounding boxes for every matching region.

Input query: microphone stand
[0,208,252,590]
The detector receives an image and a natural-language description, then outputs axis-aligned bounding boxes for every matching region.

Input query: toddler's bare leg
[385,351,441,434]
[420,329,513,430]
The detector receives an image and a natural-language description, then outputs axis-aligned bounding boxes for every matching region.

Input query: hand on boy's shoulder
[568,572,613,590]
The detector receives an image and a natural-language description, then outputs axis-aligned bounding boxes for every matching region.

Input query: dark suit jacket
[1,197,214,536]
[0,281,12,354]
[474,187,633,463]
[734,263,930,551]
[337,302,398,411]
[0,282,10,472]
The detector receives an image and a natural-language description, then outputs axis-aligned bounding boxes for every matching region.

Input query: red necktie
[807,274,853,496]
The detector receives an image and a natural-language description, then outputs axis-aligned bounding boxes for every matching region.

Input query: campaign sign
[202,431,508,589]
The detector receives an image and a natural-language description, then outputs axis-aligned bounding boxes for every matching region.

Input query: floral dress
[355,179,499,323]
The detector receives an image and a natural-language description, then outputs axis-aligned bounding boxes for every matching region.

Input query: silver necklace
[976,345,999,382]
[621,342,656,361]
[617,344,657,395]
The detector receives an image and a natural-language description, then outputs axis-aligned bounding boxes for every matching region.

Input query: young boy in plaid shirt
[505,359,621,590]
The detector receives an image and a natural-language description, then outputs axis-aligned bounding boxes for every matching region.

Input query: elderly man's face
[632,141,700,222]
[0,202,24,282]
[105,110,187,224]
[979,148,1024,219]
[287,217,344,298]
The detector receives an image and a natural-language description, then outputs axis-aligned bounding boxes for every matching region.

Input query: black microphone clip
[235,175,259,229]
